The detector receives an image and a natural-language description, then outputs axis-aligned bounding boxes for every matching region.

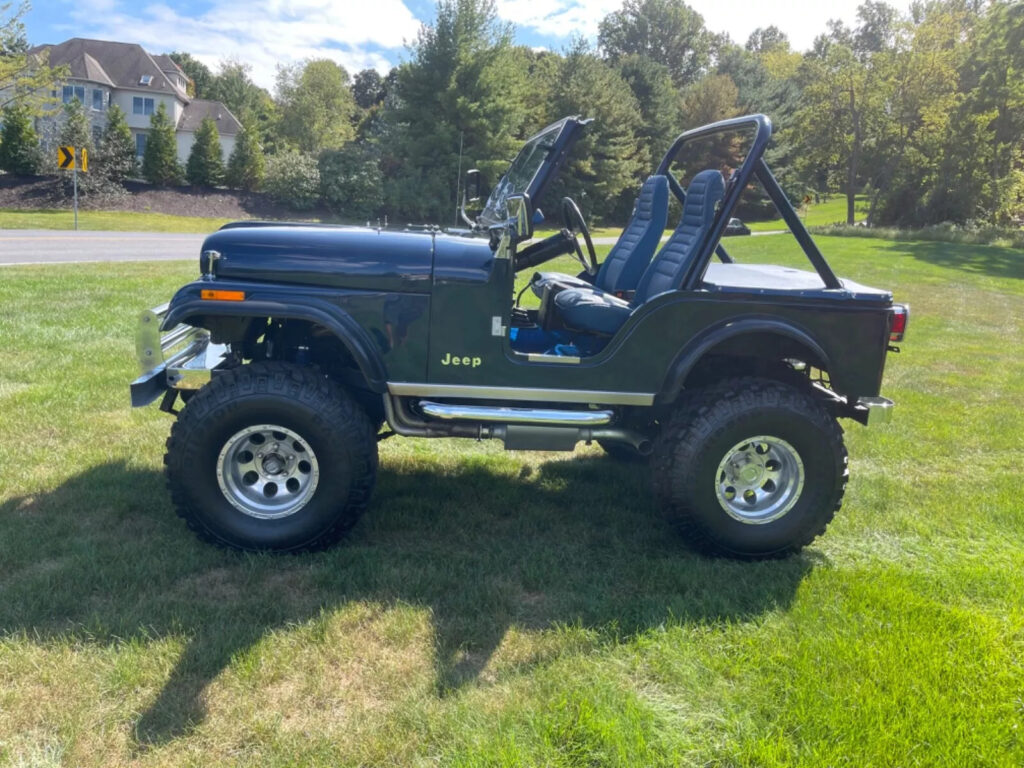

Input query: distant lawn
[746,195,870,231]
[1,234,1022,765]
[0,208,239,233]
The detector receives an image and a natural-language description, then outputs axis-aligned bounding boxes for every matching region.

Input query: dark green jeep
[131,114,907,559]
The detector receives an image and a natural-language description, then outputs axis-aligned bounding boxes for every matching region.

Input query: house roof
[179,99,243,136]
[30,38,185,97]
[152,54,185,78]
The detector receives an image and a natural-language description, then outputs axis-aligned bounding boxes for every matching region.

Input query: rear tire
[165,361,377,552]
[653,377,846,559]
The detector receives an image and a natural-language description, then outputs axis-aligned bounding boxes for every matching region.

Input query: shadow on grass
[887,239,1024,281]
[0,456,818,748]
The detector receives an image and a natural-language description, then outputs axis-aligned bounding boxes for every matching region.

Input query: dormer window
[139,74,153,86]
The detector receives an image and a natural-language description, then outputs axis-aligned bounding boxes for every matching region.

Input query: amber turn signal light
[200,289,245,301]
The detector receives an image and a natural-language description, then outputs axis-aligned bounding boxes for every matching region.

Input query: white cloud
[496,0,621,40]
[59,0,421,89]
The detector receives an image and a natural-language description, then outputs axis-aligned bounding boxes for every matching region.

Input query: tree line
[1,0,1021,228]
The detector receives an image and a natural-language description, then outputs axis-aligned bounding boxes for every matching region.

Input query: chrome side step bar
[384,396,652,454]
[419,400,613,426]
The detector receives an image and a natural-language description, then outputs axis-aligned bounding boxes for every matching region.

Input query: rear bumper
[130,303,228,407]
[855,396,894,426]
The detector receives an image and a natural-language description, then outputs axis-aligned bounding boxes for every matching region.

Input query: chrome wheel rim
[715,436,804,524]
[216,424,320,520]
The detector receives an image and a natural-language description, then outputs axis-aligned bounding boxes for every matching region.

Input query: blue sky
[24,0,911,92]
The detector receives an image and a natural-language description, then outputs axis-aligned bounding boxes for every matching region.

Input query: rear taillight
[890,304,909,342]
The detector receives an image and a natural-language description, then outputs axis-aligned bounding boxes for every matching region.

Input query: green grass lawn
[0,208,239,233]
[1,235,1023,765]
[745,195,871,232]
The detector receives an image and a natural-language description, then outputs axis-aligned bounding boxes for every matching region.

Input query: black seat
[531,175,669,298]
[553,169,725,336]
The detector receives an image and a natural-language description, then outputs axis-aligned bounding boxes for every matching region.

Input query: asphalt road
[0,228,788,266]
[0,230,205,266]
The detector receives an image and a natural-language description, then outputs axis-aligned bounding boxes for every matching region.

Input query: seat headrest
[679,169,725,230]
[634,175,668,221]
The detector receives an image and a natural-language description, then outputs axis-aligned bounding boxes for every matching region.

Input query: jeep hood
[200,224,440,292]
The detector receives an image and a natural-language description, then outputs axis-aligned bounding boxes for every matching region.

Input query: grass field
[0,208,238,233]
[1,235,1022,766]
[745,195,869,232]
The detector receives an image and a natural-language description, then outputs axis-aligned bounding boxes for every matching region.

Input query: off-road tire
[165,361,377,552]
[653,377,847,559]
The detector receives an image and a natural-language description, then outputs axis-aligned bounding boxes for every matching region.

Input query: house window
[132,97,155,116]
[92,89,103,111]
[62,85,85,104]
[135,132,147,157]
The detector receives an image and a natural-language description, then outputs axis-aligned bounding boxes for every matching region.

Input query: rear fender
[658,316,829,403]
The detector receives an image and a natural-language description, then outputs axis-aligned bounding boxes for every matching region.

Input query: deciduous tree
[276,59,356,153]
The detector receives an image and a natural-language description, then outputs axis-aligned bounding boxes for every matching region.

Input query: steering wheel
[560,197,598,277]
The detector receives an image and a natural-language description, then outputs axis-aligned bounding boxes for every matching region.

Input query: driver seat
[531,175,669,298]
[552,169,726,336]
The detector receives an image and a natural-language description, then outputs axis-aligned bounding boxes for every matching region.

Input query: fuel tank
[200,223,439,293]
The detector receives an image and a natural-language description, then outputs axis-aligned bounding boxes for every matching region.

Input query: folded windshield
[478,118,571,227]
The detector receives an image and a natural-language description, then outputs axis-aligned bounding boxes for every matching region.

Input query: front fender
[163,284,391,392]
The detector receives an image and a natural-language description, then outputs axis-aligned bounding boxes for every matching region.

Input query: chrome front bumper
[130,303,228,407]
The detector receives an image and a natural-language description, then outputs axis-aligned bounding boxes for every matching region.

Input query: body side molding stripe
[387,382,655,406]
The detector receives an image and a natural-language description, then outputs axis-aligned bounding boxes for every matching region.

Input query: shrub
[96,104,136,184]
[0,104,43,175]
[185,116,224,187]
[318,143,383,220]
[142,102,183,186]
[225,123,265,192]
[264,149,320,210]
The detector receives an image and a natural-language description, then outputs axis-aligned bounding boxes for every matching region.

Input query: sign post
[58,146,87,231]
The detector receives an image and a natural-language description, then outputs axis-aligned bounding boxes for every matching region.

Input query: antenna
[455,131,464,226]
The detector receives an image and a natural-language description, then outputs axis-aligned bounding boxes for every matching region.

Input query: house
[28,38,241,166]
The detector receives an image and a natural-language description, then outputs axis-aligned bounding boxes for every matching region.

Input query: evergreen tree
[141,102,182,185]
[185,116,224,187]
[56,98,96,194]
[58,98,94,156]
[0,104,43,175]
[383,0,529,222]
[225,122,265,191]
[96,103,135,183]
[544,40,644,222]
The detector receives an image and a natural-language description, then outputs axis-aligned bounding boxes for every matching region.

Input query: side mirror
[507,193,533,241]
[466,168,483,203]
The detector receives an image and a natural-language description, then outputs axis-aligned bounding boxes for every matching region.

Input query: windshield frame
[477,116,585,229]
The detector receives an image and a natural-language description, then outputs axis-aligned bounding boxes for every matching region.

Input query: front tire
[165,361,377,552]
[653,378,847,559]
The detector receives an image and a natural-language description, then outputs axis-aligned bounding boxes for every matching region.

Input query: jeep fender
[163,296,389,392]
[658,316,830,403]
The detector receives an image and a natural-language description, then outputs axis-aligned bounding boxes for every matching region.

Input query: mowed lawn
[0,234,1022,766]
[745,194,870,232]
[0,208,238,233]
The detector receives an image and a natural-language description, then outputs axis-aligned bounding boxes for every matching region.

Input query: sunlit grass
[0,234,1022,765]
[0,208,239,233]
